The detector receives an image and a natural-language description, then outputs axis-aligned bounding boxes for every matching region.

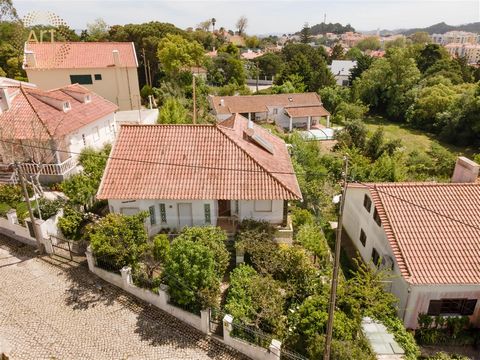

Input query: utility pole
[192,75,197,124]
[323,155,348,360]
[147,60,152,87]
[14,162,44,254]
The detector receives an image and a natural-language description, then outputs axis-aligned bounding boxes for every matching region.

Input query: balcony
[19,157,77,176]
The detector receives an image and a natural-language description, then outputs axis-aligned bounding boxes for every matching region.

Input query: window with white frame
[254,200,272,212]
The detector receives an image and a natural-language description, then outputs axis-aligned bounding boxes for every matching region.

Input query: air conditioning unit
[381,255,394,271]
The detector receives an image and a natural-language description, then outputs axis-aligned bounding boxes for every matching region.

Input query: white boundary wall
[85,246,209,333]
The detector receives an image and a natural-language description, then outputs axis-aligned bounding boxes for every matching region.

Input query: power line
[0,138,297,175]
[355,180,480,232]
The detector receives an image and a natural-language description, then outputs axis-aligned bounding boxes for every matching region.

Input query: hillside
[296,22,355,35]
[402,21,480,35]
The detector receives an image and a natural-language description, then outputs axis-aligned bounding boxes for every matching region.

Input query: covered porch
[284,105,331,132]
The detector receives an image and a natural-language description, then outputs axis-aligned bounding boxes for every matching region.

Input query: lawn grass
[364,116,476,157]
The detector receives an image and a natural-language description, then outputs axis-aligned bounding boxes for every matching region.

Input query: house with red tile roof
[342,157,480,329]
[97,114,301,236]
[23,42,141,111]
[0,81,118,183]
[209,93,331,132]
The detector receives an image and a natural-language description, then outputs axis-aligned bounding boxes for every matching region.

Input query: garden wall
[85,246,209,333]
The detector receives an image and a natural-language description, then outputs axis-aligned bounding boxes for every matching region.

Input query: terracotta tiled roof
[354,182,480,285]
[24,42,138,69]
[284,105,330,118]
[210,93,322,115]
[97,114,302,201]
[0,84,118,140]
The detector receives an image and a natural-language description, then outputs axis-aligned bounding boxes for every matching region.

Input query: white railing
[20,157,77,176]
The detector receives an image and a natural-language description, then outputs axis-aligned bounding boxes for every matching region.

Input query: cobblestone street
[0,236,246,360]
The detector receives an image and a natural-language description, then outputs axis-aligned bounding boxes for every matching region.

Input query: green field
[364,116,476,157]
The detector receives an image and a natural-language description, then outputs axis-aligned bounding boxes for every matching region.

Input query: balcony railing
[20,157,77,176]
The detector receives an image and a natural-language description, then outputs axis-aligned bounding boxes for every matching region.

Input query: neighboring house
[23,42,141,111]
[209,93,331,132]
[97,114,302,236]
[0,82,118,184]
[445,43,480,64]
[241,49,263,60]
[329,60,357,86]
[431,31,479,45]
[342,157,480,329]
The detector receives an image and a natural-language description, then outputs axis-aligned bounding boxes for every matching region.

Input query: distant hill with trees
[402,21,480,35]
[295,22,355,35]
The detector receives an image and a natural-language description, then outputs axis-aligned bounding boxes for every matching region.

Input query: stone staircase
[0,166,16,184]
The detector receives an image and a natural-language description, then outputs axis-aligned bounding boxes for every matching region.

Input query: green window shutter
[159,203,167,223]
[204,203,211,224]
[149,205,156,225]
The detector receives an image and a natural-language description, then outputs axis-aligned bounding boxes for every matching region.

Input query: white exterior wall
[335,74,350,86]
[108,199,216,235]
[238,200,284,224]
[343,186,480,329]
[66,112,115,157]
[108,198,284,235]
[404,284,480,329]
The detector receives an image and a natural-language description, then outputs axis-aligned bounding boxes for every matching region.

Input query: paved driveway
[0,235,246,360]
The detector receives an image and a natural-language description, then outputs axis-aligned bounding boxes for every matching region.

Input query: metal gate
[49,235,86,263]
[209,308,224,337]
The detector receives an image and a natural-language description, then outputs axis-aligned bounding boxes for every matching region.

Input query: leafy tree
[255,52,284,78]
[175,226,229,278]
[137,234,170,281]
[348,54,374,83]
[236,15,248,36]
[271,74,306,93]
[300,22,312,44]
[86,18,109,41]
[369,152,408,182]
[416,43,446,73]
[334,119,368,149]
[0,0,18,20]
[345,47,363,61]
[207,52,246,86]
[58,206,84,240]
[334,101,369,123]
[318,86,351,113]
[89,212,149,269]
[356,36,381,51]
[296,223,330,267]
[277,43,335,92]
[409,31,431,44]
[423,59,465,85]
[245,35,260,49]
[225,264,286,335]
[165,238,219,311]
[354,48,420,120]
[329,43,345,62]
[157,34,205,78]
[158,97,189,124]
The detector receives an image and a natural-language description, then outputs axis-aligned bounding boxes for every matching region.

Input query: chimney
[24,51,36,68]
[220,98,225,107]
[112,50,121,66]
[248,119,253,129]
[451,156,479,183]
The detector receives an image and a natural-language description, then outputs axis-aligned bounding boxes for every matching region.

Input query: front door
[218,200,231,217]
[178,203,193,229]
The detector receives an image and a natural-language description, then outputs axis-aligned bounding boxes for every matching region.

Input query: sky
[12,0,480,35]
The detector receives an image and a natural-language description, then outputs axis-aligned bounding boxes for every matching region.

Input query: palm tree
[211,18,216,33]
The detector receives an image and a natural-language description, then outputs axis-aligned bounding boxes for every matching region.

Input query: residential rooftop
[0,83,118,140]
[24,42,138,69]
[97,114,302,201]
[350,181,480,285]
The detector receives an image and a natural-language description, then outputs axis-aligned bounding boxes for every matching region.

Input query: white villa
[97,114,302,236]
[209,93,331,132]
[0,80,118,184]
[342,157,480,329]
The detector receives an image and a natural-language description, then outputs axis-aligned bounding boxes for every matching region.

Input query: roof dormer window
[85,95,91,103]
[63,101,71,112]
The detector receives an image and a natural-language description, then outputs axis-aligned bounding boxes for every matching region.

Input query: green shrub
[291,207,315,229]
[15,202,29,225]
[381,316,420,360]
[58,206,84,240]
[296,223,331,267]
[33,198,65,219]
[0,184,23,204]
[165,238,219,312]
[0,202,12,217]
